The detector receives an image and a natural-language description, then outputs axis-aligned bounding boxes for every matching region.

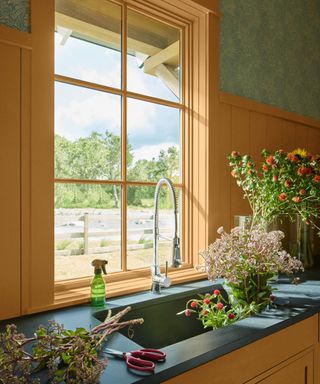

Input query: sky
[54,33,181,163]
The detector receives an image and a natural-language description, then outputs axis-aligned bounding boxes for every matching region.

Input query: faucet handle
[152,273,171,289]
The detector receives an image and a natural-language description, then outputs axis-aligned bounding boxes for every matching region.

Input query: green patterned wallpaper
[0,0,30,32]
[220,0,320,120]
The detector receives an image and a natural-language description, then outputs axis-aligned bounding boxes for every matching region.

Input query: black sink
[94,284,226,349]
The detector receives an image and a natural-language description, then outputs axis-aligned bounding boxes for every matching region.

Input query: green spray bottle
[91,259,108,307]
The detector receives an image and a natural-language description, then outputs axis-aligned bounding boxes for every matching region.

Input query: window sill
[25,268,207,315]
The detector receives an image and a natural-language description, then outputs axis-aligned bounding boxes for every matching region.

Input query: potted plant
[200,226,303,312]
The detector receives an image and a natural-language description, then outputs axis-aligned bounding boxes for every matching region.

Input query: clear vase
[290,215,314,269]
[234,215,252,230]
[227,273,273,313]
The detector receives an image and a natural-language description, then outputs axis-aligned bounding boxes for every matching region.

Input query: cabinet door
[0,41,21,319]
[256,351,313,384]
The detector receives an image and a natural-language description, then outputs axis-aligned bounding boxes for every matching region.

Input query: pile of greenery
[0,307,143,384]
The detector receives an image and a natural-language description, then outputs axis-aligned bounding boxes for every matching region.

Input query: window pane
[127,185,181,270]
[127,98,181,183]
[55,82,121,180]
[55,0,121,89]
[55,183,121,281]
[127,9,181,102]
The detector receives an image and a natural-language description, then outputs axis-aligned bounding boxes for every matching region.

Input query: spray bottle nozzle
[91,259,108,274]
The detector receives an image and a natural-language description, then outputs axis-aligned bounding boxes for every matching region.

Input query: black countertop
[2,272,320,383]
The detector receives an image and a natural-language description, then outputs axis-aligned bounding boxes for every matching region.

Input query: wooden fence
[55,212,172,256]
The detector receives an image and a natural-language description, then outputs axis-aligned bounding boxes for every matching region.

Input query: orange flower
[298,166,312,176]
[272,175,278,182]
[284,180,292,188]
[292,196,301,203]
[299,189,306,195]
[313,175,320,183]
[231,170,238,178]
[262,164,269,172]
[248,169,253,175]
[287,153,299,163]
[266,155,275,165]
[231,151,239,158]
[279,193,287,201]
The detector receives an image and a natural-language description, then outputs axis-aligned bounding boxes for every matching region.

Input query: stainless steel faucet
[151,178,181,293]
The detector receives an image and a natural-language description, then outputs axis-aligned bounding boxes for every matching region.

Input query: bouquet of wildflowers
[200,227,303,310]
[228,149,320,230]
[177,288,258,329]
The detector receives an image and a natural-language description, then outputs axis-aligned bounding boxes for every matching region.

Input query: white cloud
[55,91,121,140]
[133,143,178,162]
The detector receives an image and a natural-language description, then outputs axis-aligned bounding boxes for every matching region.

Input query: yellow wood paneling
[295,124,309,150]
[308,127,320,154]
[250,111,267,162]
[164,315,317,384]
[26,0,55,311]
[0,42,21,320]
[230,106,251,222]
[266,116,283,152]
[281,120,296,152]
[212,102,232,233]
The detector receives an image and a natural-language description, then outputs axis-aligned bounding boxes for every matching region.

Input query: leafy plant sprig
[0,306,143,384]
[177,289,259,329]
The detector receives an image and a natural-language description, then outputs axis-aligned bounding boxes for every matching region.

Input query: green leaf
[61,352,72,364]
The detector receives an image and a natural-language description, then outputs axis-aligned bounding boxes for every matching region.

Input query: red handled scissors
[104,348,166,372]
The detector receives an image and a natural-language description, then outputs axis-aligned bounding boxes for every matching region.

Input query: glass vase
[289,215,314,269]
[227,273,273,313]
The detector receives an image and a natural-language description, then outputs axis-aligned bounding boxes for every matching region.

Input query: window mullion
[121,4,128,271]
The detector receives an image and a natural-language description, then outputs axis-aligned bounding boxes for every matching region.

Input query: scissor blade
[104,348,124,357]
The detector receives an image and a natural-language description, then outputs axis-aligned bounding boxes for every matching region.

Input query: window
[54,0,185,281]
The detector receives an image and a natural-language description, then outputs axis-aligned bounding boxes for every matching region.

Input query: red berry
[292,196,301,203]
[216,302,224,310]
[269,295,275,302]
[214,289,220,296]
[272,175,278,182]
[203,298,210,305]
[228,313,236,320]
[299,189,306,195]
[185,309,191,317]
[190,301,198,308]
[262,164,269,172]
[306,219,311,225]
[248,169,253,175]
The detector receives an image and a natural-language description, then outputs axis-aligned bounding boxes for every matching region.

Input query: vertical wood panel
[282,121,296,152]
[307,127,320,154]
[27,0,55,311]
[21,48,31,315]
[295,124,309,150]
[250,111,267,163]
[230,106,251,223]
[213,103,232,233]
[0,42,21,319]
[266,116,283,152]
